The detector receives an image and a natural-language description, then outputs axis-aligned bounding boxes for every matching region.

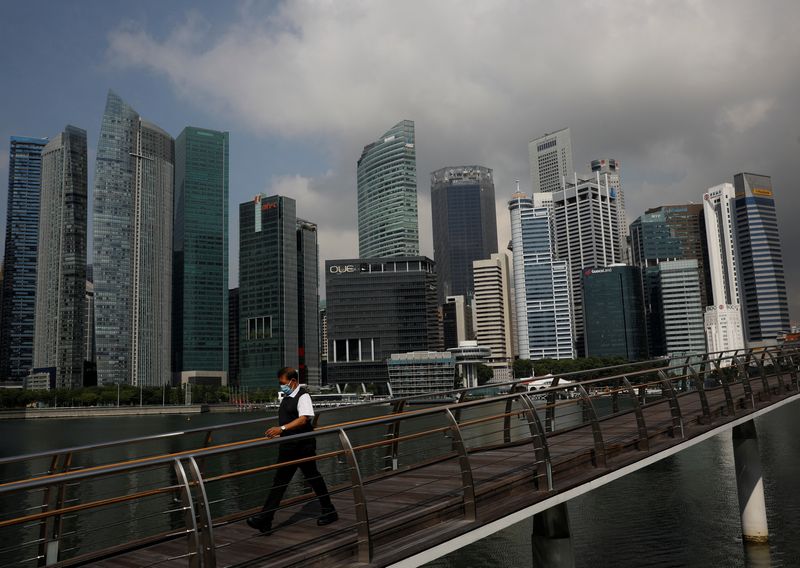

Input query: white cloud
[110,0,800,315]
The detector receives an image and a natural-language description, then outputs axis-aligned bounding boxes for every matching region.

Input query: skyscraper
[32,126,88,389]
[93,91,174,386]
[551,174,621,356]
[442,295,473,349]
[655,260,706,357]
[0,136,47,382]
[529,128,574,194]
[325,257,441,385]
[297,219,320,387]
[733,173,790,345]
[239,195,319,388]
[357,120,419,258]
[630,204,710,356]
[472,253,515,380]
[703,183,745,354]
[430,166,497,303]
[509,191,574,361]
[173,127,229,385]
[582,265,647,361]
[228,288,239,386]
[590,159,628,262]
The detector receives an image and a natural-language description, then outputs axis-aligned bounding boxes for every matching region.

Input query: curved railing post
[518,393,553,490]
[338,429,373,563]
[173,458,202,568]
[621,377,649,452]
[444,408,477,522]
[383,399,406,470]
[785,348,800,391]
[733,356,755,409]
[185,457,216,568]
[657,370,684,439]
[503,396,514,444]
[764,350,785,393]
[576,385,607,468]
[754,352,772,401]
[716,361,736,417]
[688,366,711,423]
[545,377,560,433]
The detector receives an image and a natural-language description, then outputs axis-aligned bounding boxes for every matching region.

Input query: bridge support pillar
[732,419,769,543]
[531,502,575,568]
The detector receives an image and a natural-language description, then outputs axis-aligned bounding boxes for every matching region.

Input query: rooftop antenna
[515,179,520,192]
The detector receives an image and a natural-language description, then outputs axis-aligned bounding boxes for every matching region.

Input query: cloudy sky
[1,0,798,319]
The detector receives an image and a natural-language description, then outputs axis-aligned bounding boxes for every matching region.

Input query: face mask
[280,384,293,395]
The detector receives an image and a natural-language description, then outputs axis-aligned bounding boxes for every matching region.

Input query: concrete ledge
[0,405,209,420]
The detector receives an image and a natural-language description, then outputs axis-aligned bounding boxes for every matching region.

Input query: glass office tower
[33,126,88,389]
[173,127,229,384]
[430,166,497,303]
[733,173,790,345]
[93,91,174,386]
[357,120,419,258]
[0,136,47,382]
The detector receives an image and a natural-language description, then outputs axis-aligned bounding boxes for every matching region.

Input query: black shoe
[246,516,272,533]
[317,509,338,526]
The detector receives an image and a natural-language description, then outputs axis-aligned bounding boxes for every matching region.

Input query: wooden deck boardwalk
[78,370,798,568]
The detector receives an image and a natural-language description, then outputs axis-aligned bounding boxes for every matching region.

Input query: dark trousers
[260,440,334,522]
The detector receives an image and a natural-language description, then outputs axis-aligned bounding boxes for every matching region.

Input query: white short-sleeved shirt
[288,384,314,417]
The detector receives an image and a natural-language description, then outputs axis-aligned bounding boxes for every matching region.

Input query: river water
[1,400,799,567]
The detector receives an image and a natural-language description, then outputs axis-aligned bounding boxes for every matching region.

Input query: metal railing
[0,346,797,567]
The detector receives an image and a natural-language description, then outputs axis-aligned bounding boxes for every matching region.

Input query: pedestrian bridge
[0,346,798,567]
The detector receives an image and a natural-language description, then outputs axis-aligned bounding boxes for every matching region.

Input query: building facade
[228,288,239,386]
[297,219,320,387]
[703,182,744,354]
[655,260,706,357]
[238,195,319,388]
[325,257,441,384]
[551,174,621,356]
[32,126,88,389]
[509,191,574,361]
[590,159,628,263]
[387,351,455,397]
[0,136,47,381]
[93,91,174,386]
[173,127,229,384]
[472,253,515,379]
[442,295,473,349]
[357,120,419,258]
[529,128,574,194]
[85,280,95,363]
[582,265,647,361]
[430,166,497,302]
[733,173,790,346]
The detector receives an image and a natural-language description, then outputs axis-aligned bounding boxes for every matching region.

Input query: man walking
[247,367,338,533]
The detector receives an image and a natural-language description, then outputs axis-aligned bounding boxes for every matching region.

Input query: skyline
[1,1,799,320]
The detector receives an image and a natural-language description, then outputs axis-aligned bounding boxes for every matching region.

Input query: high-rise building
[733,173,790,346]
[551,174,621,356]
[357,120,419,258]
[387,351,455,397]
[703,183,745,354]
[430,166,497,302]
[173,127,229,385]
[93,91,174,386]
[655,260,706,357]
[509,191,574,361]
[582,265,647,361]
[85,280,95,363]
[529,128,574,194]
[0,136,47,382]
[228,288,239,386]
[320,301,328,362]
[325,257,441,385]
[32,126,88,389]
[238,195,319,388]
[590,159,628,262]
[442,295,473,349]
[297,219,320,387]
[472,253,515,380]
[630,204,709,356]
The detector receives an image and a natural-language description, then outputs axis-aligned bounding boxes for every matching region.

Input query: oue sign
[329,265,356,274]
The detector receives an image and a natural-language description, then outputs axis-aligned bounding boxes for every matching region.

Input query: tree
[513,359,533,378]
[476,364,494,385]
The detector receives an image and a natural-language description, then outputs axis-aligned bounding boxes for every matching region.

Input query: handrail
[0,346,796,568]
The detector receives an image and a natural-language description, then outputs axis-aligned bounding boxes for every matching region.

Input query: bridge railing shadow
[0,346,797,566]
